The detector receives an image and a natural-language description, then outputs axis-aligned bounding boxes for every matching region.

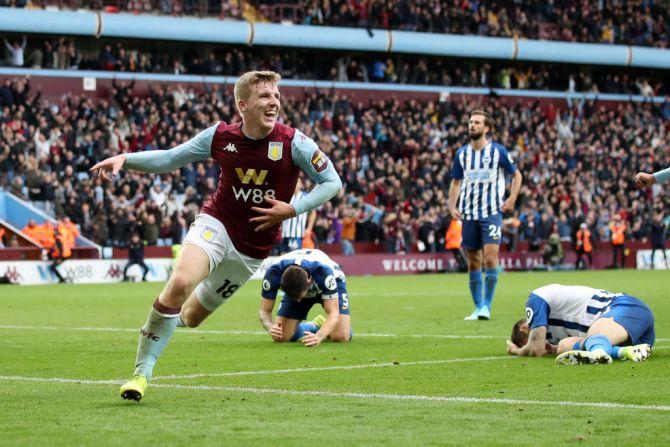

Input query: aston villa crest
[268,142,283,161]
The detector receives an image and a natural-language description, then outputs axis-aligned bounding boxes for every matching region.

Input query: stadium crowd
[3,1,668,47]
[0,76,668,255]
[2,35,669,97]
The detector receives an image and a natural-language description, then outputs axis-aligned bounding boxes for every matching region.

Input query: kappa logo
[268,142,283,161]
[223,143,238,153]
[235,168,268,185]
[311,149,328,173]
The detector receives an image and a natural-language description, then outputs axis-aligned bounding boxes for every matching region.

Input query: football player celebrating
[259,249,352,347]
[91,71,342,401]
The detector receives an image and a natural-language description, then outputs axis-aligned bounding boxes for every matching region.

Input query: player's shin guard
[290,321,320,342]
[468,270,483,309]
[582,334,613,356]
[133,298,181,380]
[483,268,498,309]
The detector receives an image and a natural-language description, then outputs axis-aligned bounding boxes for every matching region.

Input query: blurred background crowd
[1,75,668,256]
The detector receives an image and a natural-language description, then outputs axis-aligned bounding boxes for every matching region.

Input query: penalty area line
[0,375,668,412]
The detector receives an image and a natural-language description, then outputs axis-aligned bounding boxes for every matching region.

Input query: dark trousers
[124,260,149,281]
[50,258,66,283]
[450,248,467,272]
[612,244,625,268]
[651,246,668,267]
[575,250,592,270]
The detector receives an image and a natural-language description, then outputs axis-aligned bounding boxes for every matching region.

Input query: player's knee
[484,257,498,269]
[164,274,194,301]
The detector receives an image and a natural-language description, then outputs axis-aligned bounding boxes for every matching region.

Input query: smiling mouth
[264,110,277,119]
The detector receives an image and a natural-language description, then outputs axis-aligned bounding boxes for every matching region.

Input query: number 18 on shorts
[462,214,503,250]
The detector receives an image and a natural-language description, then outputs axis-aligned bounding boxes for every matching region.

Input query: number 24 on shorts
[488,224,501,240]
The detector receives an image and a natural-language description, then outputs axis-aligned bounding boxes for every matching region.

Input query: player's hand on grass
[506,340,520,356]
[250,197,296,232]
[634,172,656,189]
[301,331,324,347]
[90,154,126,181]
[269,321,284,342]
[448,207,461,220]
[545,342,557,354]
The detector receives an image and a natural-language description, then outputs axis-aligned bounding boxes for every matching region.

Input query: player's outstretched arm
[636,167,670,188]
[90,124,216,179]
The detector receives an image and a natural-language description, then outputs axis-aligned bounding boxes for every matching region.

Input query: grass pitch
[1,270,669,446]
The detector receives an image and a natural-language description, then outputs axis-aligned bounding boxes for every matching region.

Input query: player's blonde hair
[234,70,281,104]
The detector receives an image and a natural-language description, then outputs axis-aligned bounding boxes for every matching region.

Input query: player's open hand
[301,331,324,347]
[90,154,127,182]
[634,172,656,189]
[250,197,296,232]
[269,321,284,342]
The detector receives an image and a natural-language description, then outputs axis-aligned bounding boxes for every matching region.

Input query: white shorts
[182,213,264,312]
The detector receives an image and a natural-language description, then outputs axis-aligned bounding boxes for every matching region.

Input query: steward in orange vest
[575,223,593,269]
[609,214,627,268]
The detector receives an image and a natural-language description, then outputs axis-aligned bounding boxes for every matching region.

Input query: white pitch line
[1,375,668,412]
[152,356,512,381]
[1,325,667,343]
[0,325,501,340]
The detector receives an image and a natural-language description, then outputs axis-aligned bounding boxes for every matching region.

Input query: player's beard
[469,130,484,141]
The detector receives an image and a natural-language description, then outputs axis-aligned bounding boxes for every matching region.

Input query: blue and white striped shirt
[526,284,622,344]
[451,141,517,220]
[282,191,309,238]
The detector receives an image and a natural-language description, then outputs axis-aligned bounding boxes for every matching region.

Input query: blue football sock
[134,298,181,381]
[582,334,613,355]
[289,321,320,342]
[468,270,483,309]
[611,346,623,359]
[484,267,498,309]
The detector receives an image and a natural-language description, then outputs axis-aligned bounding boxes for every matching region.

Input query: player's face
[240,81,280,132]
[468,115,488,140]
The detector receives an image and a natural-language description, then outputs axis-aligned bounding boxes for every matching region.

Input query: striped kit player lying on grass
[507,284,654,365]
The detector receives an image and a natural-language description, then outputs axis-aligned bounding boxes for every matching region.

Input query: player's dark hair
[280,265,310,301]
[511,319,529,347]
[470,109,493,129]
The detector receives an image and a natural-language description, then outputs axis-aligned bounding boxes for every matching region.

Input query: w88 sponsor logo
[233,167,276,203]
[232,187,276,203]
